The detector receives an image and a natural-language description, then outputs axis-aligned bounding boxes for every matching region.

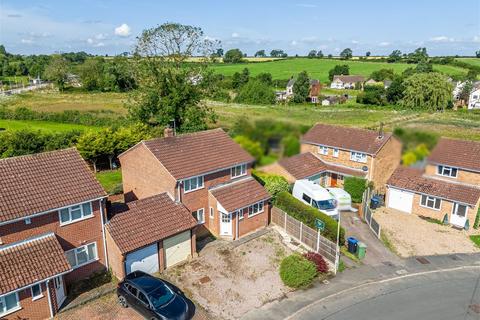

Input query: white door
[451,203,468,227]
[125,244,159,274]
[54,276,66,307]
[164,231,191,268]
[220,212,232,236]
[387,188,414,213]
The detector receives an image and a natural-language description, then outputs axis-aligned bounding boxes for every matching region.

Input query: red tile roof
[106,193,197,254]
[387,167,480,206]
[333,75,366,83]
[427,138,480,173]
[278,152,366,180]
[0,148,107,223]
[0,233,71,295]
[302,124,392,155]
[138,129,254,180]
[210,177,271,212]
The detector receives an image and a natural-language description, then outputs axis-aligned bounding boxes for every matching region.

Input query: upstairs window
[420,195,441,210]
[192,208,205,224]
[231,164,247,178]
[31,284,43,300]
[350,152,367,163]
[65,242,98,269]
[59,202,93,225]
[318,146,329,155]
[183,176,204,193]
[437,165,457,178]
[333,148,339,158]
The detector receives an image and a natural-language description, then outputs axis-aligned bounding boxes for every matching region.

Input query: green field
[211,58,469,82]
[96,169,122,194]
[0,119,99,133]
[455,58,480,67]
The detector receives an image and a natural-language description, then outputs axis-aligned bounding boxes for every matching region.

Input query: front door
[220,212,232,236]
[330,173,338,187]
[54,276,66,307]
[451,203,468,228]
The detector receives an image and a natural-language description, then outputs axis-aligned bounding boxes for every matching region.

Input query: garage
[164,231,191,268]
[388,188,414,213]
[125,243,159,274]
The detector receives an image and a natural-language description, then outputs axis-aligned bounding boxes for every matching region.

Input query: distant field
[0,119,99,133]
[211,58,469,82]
[455,58,480,67]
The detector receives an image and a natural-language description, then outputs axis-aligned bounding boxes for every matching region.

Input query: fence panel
[361,189,381,239]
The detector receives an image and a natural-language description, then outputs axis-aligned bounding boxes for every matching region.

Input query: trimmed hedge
[252,170,290,201]
[474,206,480,229]
[280,254,317,288]
[275,191,345,244]
[343,176,367,203]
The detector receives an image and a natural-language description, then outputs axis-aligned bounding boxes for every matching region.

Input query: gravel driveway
[375,208,480,257]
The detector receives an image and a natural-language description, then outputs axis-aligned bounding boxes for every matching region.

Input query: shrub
[303,252,329,273]
[275,191,345,244]
[235,80,276,105]
[253,170,290,200]
[343,177,367,203]
[279,254,317,288]
[474,207,480,229]
[282,135,300,157]
[401,151,417,166]
[234,135,264,161]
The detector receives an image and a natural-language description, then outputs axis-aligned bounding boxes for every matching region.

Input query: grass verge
[469,235,480,248]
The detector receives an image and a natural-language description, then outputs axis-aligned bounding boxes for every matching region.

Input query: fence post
[317,229,320,252]
[300,222,303,241]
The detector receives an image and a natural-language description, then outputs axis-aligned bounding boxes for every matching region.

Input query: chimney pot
[164,127,174,138]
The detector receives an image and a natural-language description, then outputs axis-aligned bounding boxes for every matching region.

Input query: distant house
[365,79,382,86]
[309,79,321,103]
[468,82,480,110]
[275,90,288,101]
[383,80,392,89]
[330,75,365,90]
[452,81,465,100]
[321,95,347,106]
[286,78,295,97]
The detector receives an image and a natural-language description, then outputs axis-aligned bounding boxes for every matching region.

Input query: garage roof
[387,167,480,206]
[106,193,197,254]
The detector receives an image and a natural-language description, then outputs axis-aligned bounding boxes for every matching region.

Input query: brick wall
[425,164,480,186]
[119,143,177,202]
[236,202,270,239]
[105,227,125,280]
[2,282,51,320]
[207,193,220,237]
[371,137,402,193]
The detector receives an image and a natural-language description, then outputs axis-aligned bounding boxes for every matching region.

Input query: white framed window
[350,151,367,163]
[192,208,205,224]
[65,242,98,269]
[0,292,20,317]
[248,201,264,218]
[420,195,441,210]
[452,203,468,217]
[237,210,244,220]
[209,207,214,219]
[25,217,31,225]
[183,176,204,193]
[437,165,457,178]
[318,146,329,155]
[231,164,247,178]
[31,283,43,301]
[59,202,93,225]
[333,148,339,158]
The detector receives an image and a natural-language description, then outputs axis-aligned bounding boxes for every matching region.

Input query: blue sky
[1,0,479,56]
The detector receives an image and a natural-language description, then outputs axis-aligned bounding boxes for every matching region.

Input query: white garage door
[388,188,414,213]
[164,231,191,268]
[125,243,159,275]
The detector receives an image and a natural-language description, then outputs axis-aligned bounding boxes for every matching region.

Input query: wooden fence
[271,207,337,263]
[362,189,381,238]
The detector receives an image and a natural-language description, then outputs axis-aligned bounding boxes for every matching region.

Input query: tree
[44,55,69,91]
[76,130,109,172]
[128,23,217,132]
[340,48,353,60]
[215,48,224,57]
[292,71,310,103]
[256,72,273,86]
[466,69,478,81]
[254,50,266,58]
[327,54,333,58]
[402,72,453,111]
[232,68,250,88]
[386,76,405,103]
[459,81,473,102]
[235,79,275,105]
[79,57,105,91]
[224,48,244,63]
[406,47,428,64]
[366,51,371,57]
[387,50,402,63]
[270,49,286,57]
[357,86,387,105]
[476,50,480,58]
[328,64,349,81]
[415,61,433,73]
[308,50,317,58]
[234,135,263,161]
[316,50,324,58]
[369,68,394,81]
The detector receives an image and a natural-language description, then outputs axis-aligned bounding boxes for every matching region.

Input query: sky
[1,0,479,56]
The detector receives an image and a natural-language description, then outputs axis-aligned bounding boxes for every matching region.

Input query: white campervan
[326,187,354,211]
[292,179,339,219]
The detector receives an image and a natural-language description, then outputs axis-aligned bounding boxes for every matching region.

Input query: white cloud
[379,41,390,47]
[296,3,317,8]
[87,38,94,44]
[231,32,239,38]
[429,35,454,42]
[21,39,34,44]
[114,23,131,37]
[291,40,297,46]
[351,40,359,44]
[95,42,105,47]
[473,36,480,43]
[95,33,108,40]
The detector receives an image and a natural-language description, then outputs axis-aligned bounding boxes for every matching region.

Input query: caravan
[292,180,339,219]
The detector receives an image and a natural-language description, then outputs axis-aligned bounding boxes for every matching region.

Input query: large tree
[224,48,244,63]
[292,71,310,103]
[328,64,349,81]
[340,48,353,60]
[128,23,218,132]
[402,72,453,111]
[44,55,69,91]
[254,50,266,58]
[387,50,402,63]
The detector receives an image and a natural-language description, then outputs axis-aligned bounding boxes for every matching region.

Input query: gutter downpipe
[47,280,54,319]
[99,199,109,269]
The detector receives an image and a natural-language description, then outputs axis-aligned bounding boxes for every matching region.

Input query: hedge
[279,254,317,288]
[343,176,367,203]
[474,206,480,229]
[252,170,290,201]
[274,191,345,244]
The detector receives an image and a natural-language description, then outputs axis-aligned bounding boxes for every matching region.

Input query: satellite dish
[362,166,368,172]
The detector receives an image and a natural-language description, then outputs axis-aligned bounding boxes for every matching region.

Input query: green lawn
[211,58,469,81]
[470,235,480,248]
[95,169,122,195]
[0,119,99,133]
[455,58,480,67]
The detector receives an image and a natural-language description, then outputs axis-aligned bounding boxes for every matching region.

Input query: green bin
[357,242,367,260]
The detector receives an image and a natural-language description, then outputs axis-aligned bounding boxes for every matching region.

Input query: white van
[292,180,339,219]
[326,187,354,211]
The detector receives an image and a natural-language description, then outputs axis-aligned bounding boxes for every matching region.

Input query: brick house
[0,149,107,320]
[330,75,365,89]
[300,123,402,192]
[386,138,480,229]
[119,128,271,241]
[105,193,197,279]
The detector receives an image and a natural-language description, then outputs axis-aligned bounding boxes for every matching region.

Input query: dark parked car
[117,271,193,320]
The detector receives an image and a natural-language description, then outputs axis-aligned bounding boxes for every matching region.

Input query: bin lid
[358,242,367,248]
[347,237,358,243]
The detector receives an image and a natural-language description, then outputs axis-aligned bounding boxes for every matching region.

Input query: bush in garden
[343,177,367,203]
[280,254,317,288]
[252,170,290,200]
[303,252,329,273]
[234,135,263,161]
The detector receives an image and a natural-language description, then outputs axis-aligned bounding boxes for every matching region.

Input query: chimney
[378,122,384,139]
[164,127,174,138]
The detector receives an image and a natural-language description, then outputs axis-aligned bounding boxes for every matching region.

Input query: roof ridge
[0,147,77,163]
[0,232,55,252]
[142,128,225,145]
